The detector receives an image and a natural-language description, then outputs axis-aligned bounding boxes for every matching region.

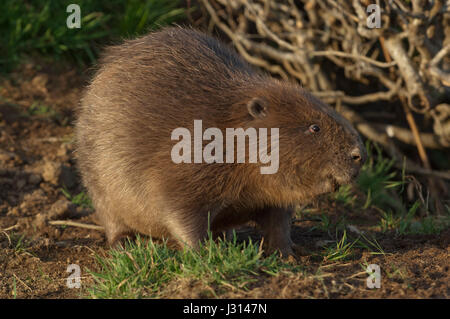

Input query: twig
[310,50,397,68]
[393,163,450,180]
[1,224,19,232]
[1,231,12,246]
[385,124,449,149]
[13,273,32,292]
[347,271,368,279]
[429,45,450,86]
[49,220,104,231]
[313,86,400,105]
[384,35,429,112]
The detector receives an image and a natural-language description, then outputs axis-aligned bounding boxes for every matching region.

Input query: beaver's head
[236,81,366,203]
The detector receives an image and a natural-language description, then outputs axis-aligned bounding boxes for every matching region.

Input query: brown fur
[75,27,366,255]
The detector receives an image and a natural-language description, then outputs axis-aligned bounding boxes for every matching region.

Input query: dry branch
[49,220,104,231]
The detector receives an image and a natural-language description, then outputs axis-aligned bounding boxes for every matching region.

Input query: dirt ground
[0,62,449,299]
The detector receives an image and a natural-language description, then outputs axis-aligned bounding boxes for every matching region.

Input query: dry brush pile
[196,0,450,212]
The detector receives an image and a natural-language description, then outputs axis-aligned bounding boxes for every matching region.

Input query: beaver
[75,27,366,255]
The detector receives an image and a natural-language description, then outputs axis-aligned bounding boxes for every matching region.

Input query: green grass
[87,233,301,298]
[310,213,347,234]
[322,231,357,262]
[319,230,388,263]
[61,188,93,209]
[377,200,450,235]
[118,0,187,38]
[357,142,406,212]
[27,102,55,116]
[2,232,32,256]
[385,263,408,281]
[1,0,188,71]
[333,185,356,207]
[13,234,27,254]
[27,101,71,125]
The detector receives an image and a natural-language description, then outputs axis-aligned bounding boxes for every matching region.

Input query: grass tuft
[61,188,93,209]
[357,142,405,212]
[87,233,301,298]
[1,0,187,71]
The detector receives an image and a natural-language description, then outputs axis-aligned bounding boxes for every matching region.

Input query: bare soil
[0,62,448,299]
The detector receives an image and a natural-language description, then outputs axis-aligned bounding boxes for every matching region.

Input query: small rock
[28,173,42,185]
[38,161,77,187]
[23,189,45,202]
[34,213,47,228]
[48,198,76,219]
[34,198,76,228]
[347,224,364,235]
[57,144,70,158]
[41,161,61,184]
[31,74,49,96]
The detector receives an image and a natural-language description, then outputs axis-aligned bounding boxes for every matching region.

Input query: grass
[355,233,387,256]
[357,142,405,212]
[61,188,93,209]
[385,263,408,281]
[1,0,188,71]
[87,233,301,298]
[1,232,33,256]
[27,102,55,116]
[26,101,62,121]
[333,185,356,207]
[310,213,347,234]
[117,0,187,38]
[12,277,17,299]
[322,231,357,262]
[378,200,450,235]
[7,233,29,255]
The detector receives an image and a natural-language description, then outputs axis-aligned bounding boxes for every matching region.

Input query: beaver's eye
[309,124,320,133]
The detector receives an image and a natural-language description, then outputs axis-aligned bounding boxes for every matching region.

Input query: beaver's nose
[350,147,364,165]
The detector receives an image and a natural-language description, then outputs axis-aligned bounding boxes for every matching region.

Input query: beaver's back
[77,27,262,157]
[75,28,266,237]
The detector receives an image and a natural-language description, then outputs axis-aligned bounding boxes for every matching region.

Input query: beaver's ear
[247,97,268,119]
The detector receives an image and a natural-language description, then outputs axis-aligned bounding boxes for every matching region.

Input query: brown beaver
[75,27,366,255]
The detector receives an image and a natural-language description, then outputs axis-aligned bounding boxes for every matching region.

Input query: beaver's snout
[349,144,366,179]
[350,146,365,165]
